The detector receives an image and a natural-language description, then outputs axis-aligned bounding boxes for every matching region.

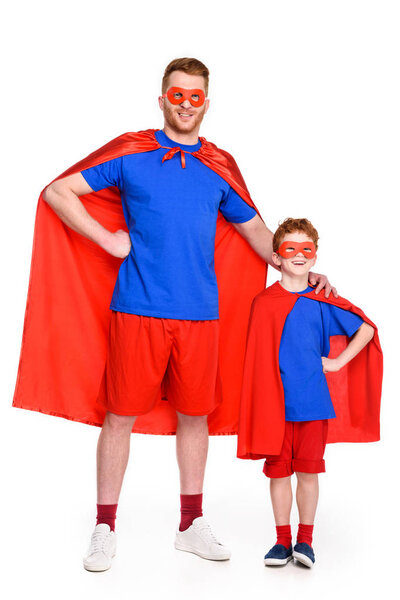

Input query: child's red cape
[13,129,267,435]
[237,281,383,458]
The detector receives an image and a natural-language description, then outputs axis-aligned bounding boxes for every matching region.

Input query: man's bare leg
[83,412,136,572]
[174,412,231,559]
[97,411,137,504]
[176,412,209,494]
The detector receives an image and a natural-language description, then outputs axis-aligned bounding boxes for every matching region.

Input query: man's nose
[180,99,191,109]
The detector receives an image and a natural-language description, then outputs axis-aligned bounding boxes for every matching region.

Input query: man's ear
[158,96,164,111]
[204,98,210,115]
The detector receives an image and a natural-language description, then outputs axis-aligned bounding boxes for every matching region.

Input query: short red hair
[273,218,319,252]
[162,57,209,95]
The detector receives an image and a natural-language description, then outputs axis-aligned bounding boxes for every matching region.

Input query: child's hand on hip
[321,357,343,373]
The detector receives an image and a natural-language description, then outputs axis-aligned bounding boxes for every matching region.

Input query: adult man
[15,58,334,571]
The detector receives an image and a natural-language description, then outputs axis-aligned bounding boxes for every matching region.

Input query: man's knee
[103,411,137,432]
[176,412,208,427]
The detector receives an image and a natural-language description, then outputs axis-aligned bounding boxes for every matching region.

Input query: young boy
[237,218,382,568]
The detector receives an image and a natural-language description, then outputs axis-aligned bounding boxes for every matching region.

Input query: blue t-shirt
[279,285,364,421]
[81,130,256,319]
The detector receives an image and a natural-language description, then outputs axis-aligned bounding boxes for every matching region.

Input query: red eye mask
[277,241,316,259]
[163,87,206,107]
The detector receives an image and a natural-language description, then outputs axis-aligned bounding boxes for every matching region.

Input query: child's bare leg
[264,476,294,561]
[270,476,292,525]
[295,472,319,523]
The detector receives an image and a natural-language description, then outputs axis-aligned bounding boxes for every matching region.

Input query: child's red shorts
[263,419,328,478]
[97,311,221,416]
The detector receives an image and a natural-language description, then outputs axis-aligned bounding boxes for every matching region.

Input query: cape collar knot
[159,137,214,169]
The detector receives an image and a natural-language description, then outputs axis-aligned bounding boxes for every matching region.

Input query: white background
[1,1,399,599]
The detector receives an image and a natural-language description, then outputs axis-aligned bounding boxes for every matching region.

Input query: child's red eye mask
[163,87,206,107]
[277,241,316,259]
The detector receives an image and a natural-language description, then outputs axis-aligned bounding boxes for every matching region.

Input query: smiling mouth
[178,112,193,119]
[292,261,306,265]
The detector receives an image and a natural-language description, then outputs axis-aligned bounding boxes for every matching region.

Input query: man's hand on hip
[43,173,131,258]
[101,229,131,259]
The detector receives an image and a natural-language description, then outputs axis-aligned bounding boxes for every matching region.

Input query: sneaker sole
[264,555,293,566]
[83,553,116,572]
[175,541,231,561]
[293,550,314,568]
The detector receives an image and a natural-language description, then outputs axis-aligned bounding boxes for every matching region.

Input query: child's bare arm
[321,322,375,373]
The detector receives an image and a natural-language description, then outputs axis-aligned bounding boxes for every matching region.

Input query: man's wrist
[96,228,114,252]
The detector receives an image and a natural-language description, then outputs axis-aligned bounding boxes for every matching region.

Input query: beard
[163,102,206,136]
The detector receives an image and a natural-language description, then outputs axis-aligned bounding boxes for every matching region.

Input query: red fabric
[97,313,220,417]
[165,87,205,107]
[263,420,328,478]
[276,524,292,549]
[96,504,118,531]
[161,146,186,168]
[179,493,203,531]
[297,523,314,545]
[278,240,316,259]
[237,282,383,458]
[13,129,267,435]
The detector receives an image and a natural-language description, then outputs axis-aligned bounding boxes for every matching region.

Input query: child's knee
[270,475,292,484]
[295,471,318,484]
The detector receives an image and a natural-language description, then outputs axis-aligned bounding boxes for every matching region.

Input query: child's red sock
[276,524,292,548]
[297,523,314,546]
[96,503,118,532]
[179,493,203,531]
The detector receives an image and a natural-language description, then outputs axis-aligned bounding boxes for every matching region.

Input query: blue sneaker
[293,542,315,568]
[264,544,293,566]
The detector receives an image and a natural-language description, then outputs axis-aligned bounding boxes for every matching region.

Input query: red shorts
[263,420,328,478]
[97,312,221,416]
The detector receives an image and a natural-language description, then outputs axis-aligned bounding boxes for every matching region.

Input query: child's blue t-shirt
[279,285,364,421]
[81,129,256,320]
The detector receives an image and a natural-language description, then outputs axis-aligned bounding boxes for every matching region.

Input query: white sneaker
[175,516,231,561]
[83,523,116,572]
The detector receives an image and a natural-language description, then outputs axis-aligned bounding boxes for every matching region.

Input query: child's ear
[310,254,317,268]
[272,252,281,267]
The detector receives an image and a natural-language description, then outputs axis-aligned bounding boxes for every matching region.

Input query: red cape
[13,129,267,435]
[237,281,383,458]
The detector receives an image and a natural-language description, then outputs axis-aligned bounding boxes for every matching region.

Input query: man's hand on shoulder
[308,271,338,298]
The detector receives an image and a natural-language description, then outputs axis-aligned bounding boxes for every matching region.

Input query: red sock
[96,504,118,532]
[179,494,203,532]
[276,524,292,548]
[297,523,314,546]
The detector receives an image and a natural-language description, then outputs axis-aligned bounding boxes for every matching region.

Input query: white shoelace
[89,532,110,554]
[195,522,222,545]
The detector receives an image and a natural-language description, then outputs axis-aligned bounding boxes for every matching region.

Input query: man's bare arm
[232,214,338,298]
[43,173,131,258]
[231,215,276,268]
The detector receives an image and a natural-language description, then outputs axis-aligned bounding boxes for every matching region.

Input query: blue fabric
[293,542,315,564]
[81,130,256,319]
[279,286,364,421]
[264,544,293,560]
